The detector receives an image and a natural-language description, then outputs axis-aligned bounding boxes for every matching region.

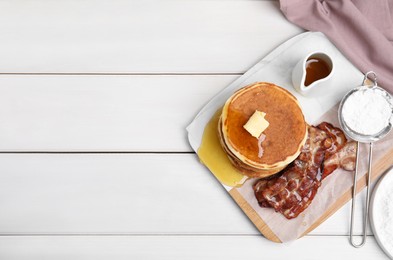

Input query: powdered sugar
[342,88,392,135]
[372,170,393,258]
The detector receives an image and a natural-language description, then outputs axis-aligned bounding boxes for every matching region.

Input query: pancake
[219,82,307,178]
[218,117,286,178]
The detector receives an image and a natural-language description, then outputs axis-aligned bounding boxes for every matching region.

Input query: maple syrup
[197,109,248,187]
[304,57,331,86]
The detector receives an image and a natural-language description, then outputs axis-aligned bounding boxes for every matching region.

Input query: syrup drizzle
[197,109,247,187]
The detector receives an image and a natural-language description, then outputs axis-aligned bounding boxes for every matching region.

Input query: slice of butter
[243,110,269,138]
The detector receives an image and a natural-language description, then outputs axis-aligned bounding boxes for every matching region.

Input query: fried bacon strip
[253,126,328,218]
[253,122,356,219]
[323,141,357,176]
[317,122,347,159]
[316,122,350,179]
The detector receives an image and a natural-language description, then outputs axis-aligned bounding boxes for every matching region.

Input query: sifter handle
[349,142,373,248]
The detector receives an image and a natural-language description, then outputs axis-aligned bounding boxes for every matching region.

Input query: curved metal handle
[350,142,373,248]
[362,71,378,87]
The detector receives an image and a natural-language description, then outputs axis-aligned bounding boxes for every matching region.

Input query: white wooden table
[0,0,389,259]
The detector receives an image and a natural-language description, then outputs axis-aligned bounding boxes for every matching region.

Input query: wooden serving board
[187,32,393,242]
[229,148,393,243]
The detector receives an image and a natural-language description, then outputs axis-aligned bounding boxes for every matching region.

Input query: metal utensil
[338,71,393,248]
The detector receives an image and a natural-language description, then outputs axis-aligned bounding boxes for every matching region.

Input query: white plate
[370,166,393,259]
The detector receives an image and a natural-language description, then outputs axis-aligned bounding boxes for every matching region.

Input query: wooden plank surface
[0,0,301,73]
[0,75,235,151]
[0,235,388,260]
[0,153,372,236]
[0,0,389,258]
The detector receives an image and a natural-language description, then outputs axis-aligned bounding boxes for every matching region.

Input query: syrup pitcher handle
[362,71,378,87]
[349,142,373,248]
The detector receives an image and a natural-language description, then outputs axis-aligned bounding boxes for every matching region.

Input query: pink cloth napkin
[280,0,393,93]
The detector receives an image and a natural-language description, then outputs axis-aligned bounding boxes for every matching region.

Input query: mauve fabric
[280,0,393,93]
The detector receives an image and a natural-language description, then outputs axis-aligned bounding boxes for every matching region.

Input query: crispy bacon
[253,179,271,208]
[316,122,347,179]
[253,126,328,219]
[253,122,356,219]
[323,141,357,176]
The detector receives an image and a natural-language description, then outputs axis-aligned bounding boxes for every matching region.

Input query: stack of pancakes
[218,82,307,178]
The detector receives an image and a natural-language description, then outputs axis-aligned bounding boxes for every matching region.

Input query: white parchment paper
[236,107,393,242]
[186,32,393,242]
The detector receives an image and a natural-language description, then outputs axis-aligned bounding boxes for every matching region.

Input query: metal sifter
[338,71,393,248]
